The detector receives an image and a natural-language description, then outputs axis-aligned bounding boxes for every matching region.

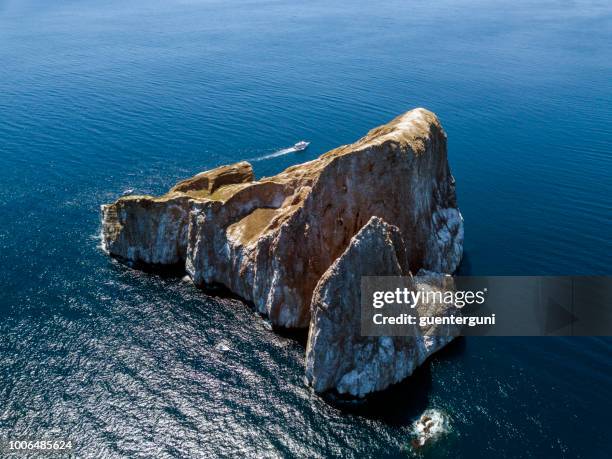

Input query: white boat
[293,141,310,151]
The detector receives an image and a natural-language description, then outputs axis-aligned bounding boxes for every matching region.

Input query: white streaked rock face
[305,217,413,396]
[100,196,193,265]
[100,162,254,265]
[425,207,464,273]
[305,217,459,397]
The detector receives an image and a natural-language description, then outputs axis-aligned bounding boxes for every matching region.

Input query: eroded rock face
[101,108,463,329]
[305,217,411,396]
[304,217,458,397]
[100,162,253,265]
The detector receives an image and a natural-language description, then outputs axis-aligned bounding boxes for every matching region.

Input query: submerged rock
[100,108,464,395]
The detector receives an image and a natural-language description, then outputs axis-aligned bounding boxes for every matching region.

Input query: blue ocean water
[1,0,611,457]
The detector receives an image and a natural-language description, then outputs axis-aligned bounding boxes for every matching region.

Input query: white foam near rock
[411,409,451,448]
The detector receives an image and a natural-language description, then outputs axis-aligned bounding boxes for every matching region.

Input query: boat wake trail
[250,146,299,162]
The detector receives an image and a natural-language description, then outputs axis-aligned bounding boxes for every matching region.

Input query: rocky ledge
[101,108,464,396]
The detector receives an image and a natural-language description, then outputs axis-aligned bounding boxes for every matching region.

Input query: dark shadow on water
[107,256,312,345]
[323,337,467,426]
[323,363,433,425]
[274,327,309,346]
[109,255,186,278]
[433,335,467,360]
[456,250,473,276]
[195,281,311,345]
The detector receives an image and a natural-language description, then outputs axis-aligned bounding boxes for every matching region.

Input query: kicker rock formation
[305,217,458,397]
[101,108,463,329]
